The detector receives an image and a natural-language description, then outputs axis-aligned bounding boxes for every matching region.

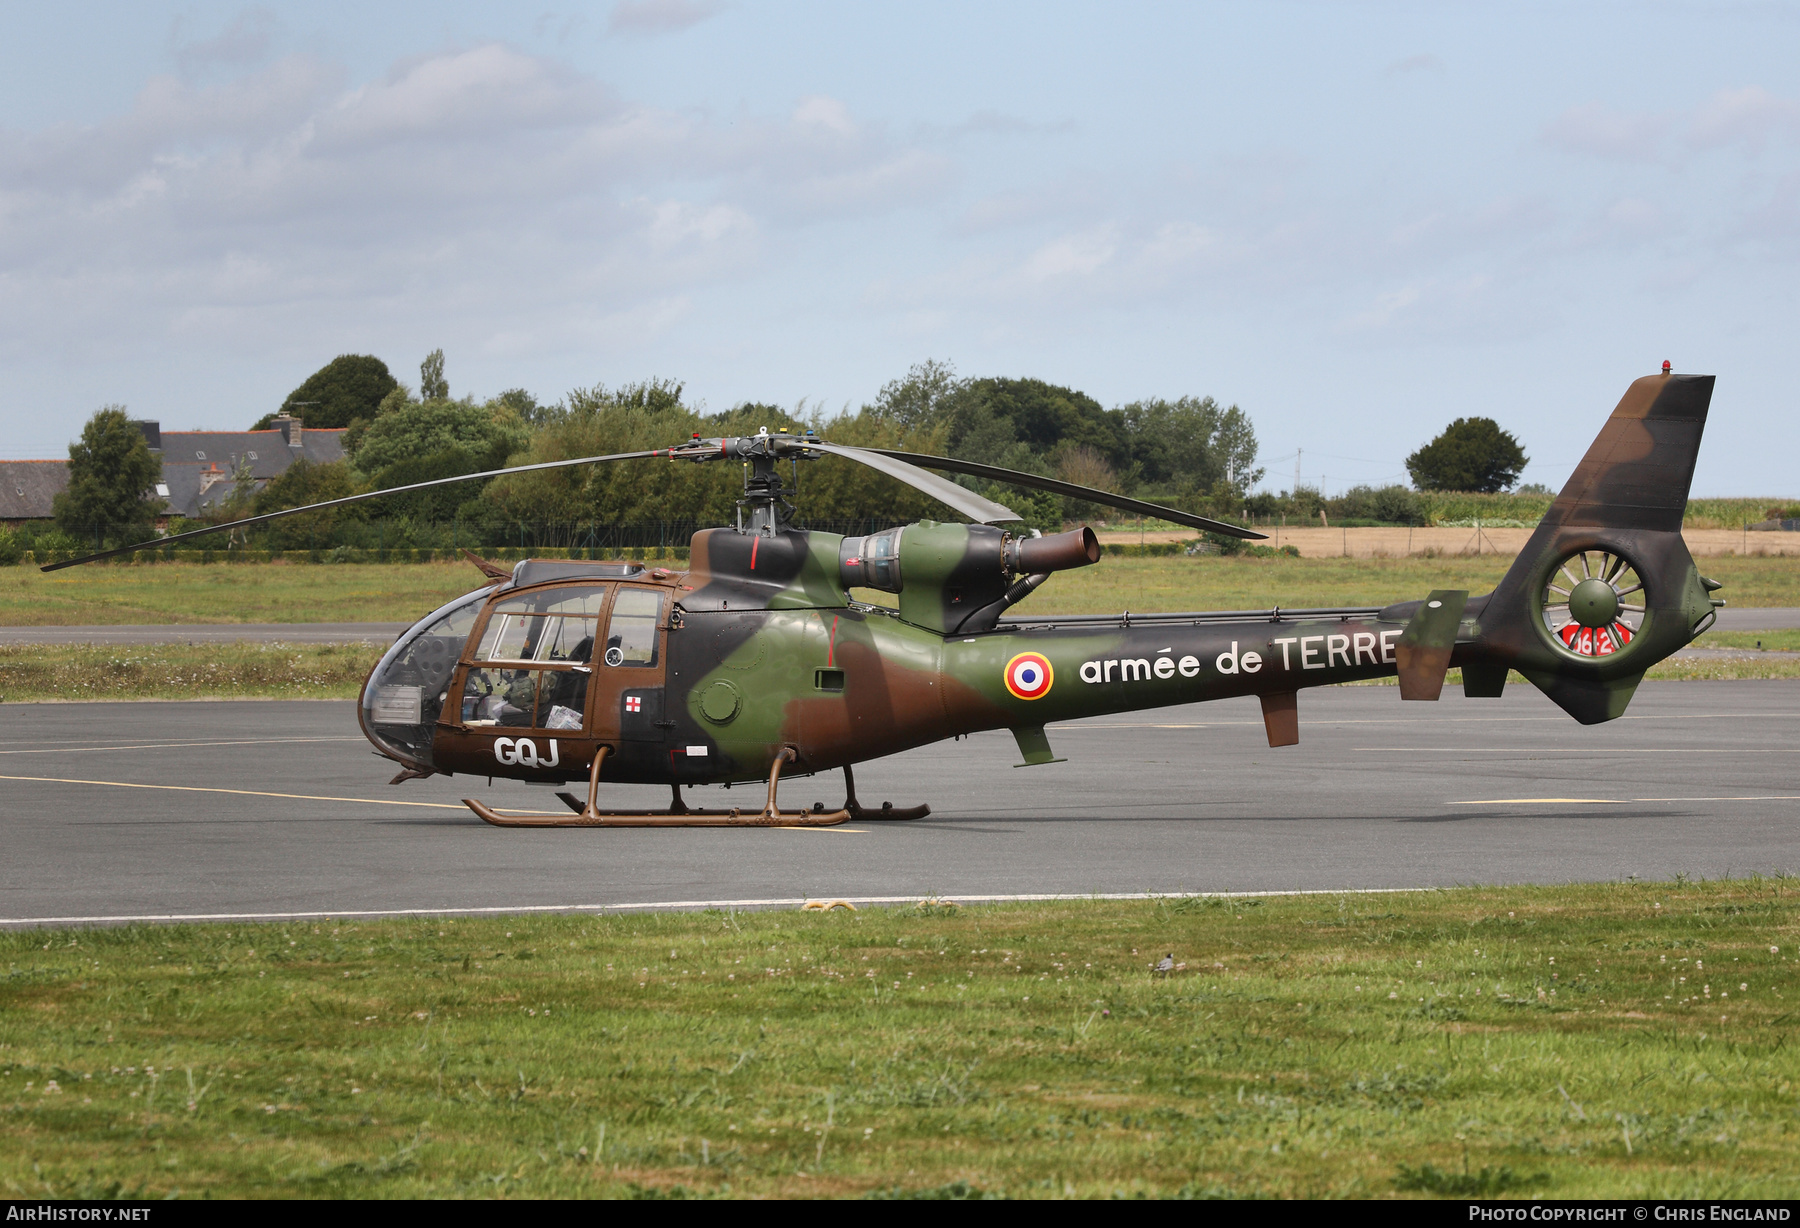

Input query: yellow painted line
[0,737,362,756]
[0,773,482,812]
[1451,795,1800,806]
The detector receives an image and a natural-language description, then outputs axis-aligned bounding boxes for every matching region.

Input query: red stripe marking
[750,535,759,570]
[827,614,838,667]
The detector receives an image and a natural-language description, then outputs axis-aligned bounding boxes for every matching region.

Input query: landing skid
[464,747,851,828]
[841,763,930,822]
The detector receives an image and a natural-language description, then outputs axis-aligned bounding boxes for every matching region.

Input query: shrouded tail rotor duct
[1007,527,1100,575]
[1540,548,1646,659]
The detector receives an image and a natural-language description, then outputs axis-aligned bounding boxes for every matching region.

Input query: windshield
[359,585,493,767]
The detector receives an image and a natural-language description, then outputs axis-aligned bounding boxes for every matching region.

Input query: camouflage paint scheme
[360,372,1722,790]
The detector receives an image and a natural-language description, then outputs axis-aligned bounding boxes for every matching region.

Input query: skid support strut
[841,763,930,822]
[463,746,851,827]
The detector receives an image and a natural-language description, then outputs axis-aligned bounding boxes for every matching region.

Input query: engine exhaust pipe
[1008,526,1100,575]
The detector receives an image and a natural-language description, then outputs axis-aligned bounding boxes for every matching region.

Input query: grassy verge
[7,555,1800,628]
[1703,629,1800,652]
[3,880,1797,1199]
[0,562,486,626]
[0,643,382,702]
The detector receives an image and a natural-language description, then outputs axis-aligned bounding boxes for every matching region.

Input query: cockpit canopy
[360,585,493,768]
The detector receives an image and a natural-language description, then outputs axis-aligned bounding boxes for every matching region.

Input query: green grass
[1701,629,1800,652]
[5,555,1800,628]
[0,562,486,626]
[0,643,383,702]
[4,880,1799,1199]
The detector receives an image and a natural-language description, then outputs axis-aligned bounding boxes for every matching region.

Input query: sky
[1,1,1796,496]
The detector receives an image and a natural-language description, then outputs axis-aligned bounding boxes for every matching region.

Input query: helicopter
[48,369,1723,829]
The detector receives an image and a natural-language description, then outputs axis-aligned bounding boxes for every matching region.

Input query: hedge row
[1102,542,1188,557]
[18,546,692,567]
[17,541,1232,566]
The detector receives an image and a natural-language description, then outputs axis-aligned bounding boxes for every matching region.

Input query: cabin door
[586,584,673,758]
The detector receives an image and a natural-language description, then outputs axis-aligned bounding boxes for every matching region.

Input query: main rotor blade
[799,441,1021,524]
[39,449,665,571]
[867,449,1268,540]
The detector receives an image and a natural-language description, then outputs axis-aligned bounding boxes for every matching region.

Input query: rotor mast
[735,428,801,536]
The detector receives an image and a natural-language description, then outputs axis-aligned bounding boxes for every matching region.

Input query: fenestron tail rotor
[1539,548,1645,659]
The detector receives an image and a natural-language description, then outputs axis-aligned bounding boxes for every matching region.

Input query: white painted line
[1060,711,1800,730]
[1452,795,1800,806]
[1356,747,1800,754]
[0,887,1434,928]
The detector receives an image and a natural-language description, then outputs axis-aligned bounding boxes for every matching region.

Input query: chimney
[133,420,162,452]
[272,413,304,449]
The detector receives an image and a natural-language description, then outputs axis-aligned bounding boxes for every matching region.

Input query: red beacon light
[1662,360,1672,374]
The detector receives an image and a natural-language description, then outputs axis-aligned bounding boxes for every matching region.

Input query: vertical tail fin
[1466,372,1719,724]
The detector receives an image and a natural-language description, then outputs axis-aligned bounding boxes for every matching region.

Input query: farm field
[5,553,1800,626]
[3,880,1796,1199]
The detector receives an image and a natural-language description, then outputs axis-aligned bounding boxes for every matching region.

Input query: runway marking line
[1060,712,1800,731]
[0,886,1428,928]
[1357,747,1800,754]
[0,775,877,825]
[0,773,480,812]
[1453,795,1800,806]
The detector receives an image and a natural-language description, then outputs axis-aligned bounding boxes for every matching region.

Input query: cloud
[1383,53,1442,76]
[1543,87,1800,163]
[1687,86,1800,153]
[1540,101,1673,162]
[608,0,725,36]
[172,9,278,78]
[0,45,954,369]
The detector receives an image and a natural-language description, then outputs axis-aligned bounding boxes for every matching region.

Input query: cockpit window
[604,588,662,668]
[492,587,606,617]
[476,585,604,664]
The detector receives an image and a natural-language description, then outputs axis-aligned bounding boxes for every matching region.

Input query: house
[153,416,347,518]
[0,416,347,525]
[0,460,72,526]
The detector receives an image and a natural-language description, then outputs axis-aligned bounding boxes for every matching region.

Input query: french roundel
[1004,652,1054,700]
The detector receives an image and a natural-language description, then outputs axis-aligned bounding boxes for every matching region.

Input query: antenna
[1294,448,1301,496]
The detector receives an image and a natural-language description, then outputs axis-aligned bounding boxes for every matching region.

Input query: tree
[420,349,448,402]
[254,355,398,430]
[1116,395,1263,498]
[869,359,968,433]
[1406,417,1528,492]
[53,406,163,544]
[251,458,364,543]
[951,377,1125,470]
[350,396,529,475]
